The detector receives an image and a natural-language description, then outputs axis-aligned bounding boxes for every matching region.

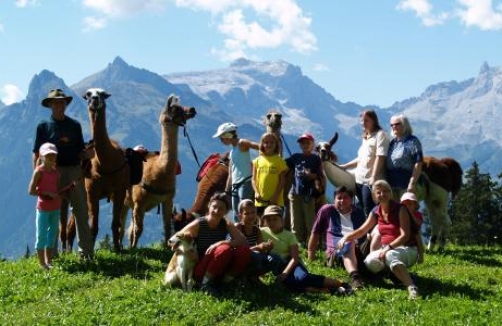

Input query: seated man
[307,187,366,289]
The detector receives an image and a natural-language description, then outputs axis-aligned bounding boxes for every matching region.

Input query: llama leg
[162,199,174,247]
[111,194,126,251]
[130,206,145,249]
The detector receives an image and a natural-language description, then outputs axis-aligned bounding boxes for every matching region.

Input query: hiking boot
[200,282,221,298]
[351,277,364,290]
[331,282,354,296]
[408,285,419,300]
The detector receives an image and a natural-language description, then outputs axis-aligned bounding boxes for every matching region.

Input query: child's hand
[41,192,59,200]
[262,239,274,252]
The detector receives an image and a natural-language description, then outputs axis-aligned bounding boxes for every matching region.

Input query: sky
[1,0,502,107]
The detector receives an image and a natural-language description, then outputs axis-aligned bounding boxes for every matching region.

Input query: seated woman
[338,180,420,300]
[177,192,251,297]
[258,205,352,295]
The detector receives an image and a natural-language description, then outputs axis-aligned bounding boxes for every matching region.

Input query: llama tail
[440,158,463,199]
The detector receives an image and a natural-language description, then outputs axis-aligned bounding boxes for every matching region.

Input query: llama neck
[157,122,179,171]
[89,110,120,167]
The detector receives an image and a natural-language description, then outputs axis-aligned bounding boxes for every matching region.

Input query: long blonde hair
[258,132,280,156]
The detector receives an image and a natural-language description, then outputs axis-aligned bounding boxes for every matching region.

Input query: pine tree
[452,162,501,245]
[24,245,31,259]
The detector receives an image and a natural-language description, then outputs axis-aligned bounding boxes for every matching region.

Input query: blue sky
[1,0,502,107]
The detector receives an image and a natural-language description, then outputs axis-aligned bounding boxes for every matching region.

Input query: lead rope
[183,125,201,168]
[281,133,293,157]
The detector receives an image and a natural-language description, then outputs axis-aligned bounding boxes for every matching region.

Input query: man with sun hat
[33,88,94,260]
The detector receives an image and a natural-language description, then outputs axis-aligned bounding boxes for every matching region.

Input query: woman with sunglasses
[386,113,423,201]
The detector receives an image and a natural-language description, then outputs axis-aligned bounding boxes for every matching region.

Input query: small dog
[163,233,198,291]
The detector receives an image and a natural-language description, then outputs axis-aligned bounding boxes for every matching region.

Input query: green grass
[1,245,501,325]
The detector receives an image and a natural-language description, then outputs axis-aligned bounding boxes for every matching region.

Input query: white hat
[400,192,417,203]
[39,142,58,156]
[133,144,148,152]
[212,122,237,138]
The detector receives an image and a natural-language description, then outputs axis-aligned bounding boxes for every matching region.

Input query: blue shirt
[386,135,423,189]
[230,144,252,185]
[285,153,322,198]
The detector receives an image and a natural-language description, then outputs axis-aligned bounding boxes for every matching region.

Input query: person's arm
[339,157,358,170]
[339,212,377,247]
[307,232,321,261]
[176,218,200,239]
[407,161,423,192]
[226,221,249,247]
[239,138,260,151]
[278,244,300,281]
[251,239,273,253]
[28,170,41,196]
[370,155,386,185]
[32,152,40,169]
[225,161,233,193]
[252,161,261,201]
[270,169,288,204]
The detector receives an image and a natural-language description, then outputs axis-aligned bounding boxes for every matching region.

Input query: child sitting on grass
[257,205,353,295]
[400,192,425,264]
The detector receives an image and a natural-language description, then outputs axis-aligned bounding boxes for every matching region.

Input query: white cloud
[313,63,330,72]
[0,22,4,33]
[456,0,502,30]
[15,0,39,8]
[0,84,24,105]
[82,16,107,32]
[82,0,168,32]
[83,0,317,60]
[178,0,317,60]
[82,0,169,18]
[396,0,448,26]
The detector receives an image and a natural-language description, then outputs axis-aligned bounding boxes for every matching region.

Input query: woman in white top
[340,110,390,217]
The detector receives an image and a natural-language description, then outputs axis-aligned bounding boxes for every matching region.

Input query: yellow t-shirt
[253,154,288,207]
[261,227,299,259]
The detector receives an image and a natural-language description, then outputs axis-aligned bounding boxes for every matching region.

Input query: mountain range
[1,56,500,259]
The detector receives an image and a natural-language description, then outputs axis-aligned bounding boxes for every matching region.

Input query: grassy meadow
[1,244,501,325]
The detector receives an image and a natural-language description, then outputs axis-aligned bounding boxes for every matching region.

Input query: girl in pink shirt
[28,142,61,269]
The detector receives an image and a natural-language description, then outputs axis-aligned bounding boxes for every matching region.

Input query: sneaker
[79,252,94,262]
[331,282,354,296]
[351,277,364,290]
[200,282,221,298]
[408,285,419,300]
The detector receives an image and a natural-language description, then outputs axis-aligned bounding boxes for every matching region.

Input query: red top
[374,200,417,247]
[36,166,61,212]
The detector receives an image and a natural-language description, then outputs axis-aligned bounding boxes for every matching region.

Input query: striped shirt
[196,217,229,257]
[235,222,260,246]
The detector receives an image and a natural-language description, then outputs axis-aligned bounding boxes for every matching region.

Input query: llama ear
[329,132,339,147]
[102,91,111,99]
[167,94,179,108]
[315,144,320,153]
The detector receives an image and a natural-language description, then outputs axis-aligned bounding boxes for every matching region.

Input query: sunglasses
[390,122,402,127]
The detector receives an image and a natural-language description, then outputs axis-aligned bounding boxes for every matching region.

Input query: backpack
[196,153,222,182]
[125,148,146,185]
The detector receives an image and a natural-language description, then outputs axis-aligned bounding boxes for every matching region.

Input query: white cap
[39,142,58,156]
[133,144,148,152]
[400,192,417,203]
[212,122,237,138]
